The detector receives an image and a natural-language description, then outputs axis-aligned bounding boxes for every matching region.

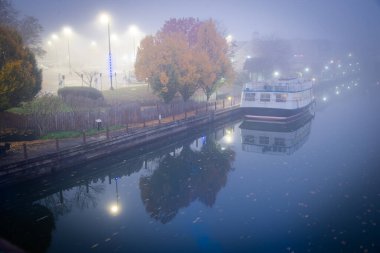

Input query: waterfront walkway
[0,103,240,168]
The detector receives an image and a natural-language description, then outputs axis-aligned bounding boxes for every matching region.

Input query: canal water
[1,76,380,253]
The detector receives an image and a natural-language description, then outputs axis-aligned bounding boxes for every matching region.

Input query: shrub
[58,86,104,101]
[58,86,104,110]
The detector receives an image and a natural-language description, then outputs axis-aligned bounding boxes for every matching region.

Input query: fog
[12,0,380,91]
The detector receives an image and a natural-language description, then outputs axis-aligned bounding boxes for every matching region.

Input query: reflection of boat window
[275,93,287,102]
[244,92,256,101]
[259,136,270,144]
[239,112,314,155]
[260,93,270,102]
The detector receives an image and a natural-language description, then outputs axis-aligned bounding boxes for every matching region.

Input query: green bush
[58,86,104,101]
[58,86,104,109]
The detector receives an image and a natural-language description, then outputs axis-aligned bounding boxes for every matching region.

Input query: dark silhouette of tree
[244,36,293,79]
[0,0,44,56]
[0,25,42,111]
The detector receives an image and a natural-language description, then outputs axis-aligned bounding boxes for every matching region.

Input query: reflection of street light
[224,129,233,144]
[63,26,72,74]
[99,13,114,90]
[108,178,120,216]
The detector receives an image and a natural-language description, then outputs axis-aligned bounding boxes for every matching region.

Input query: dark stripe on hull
[241,102,315,121]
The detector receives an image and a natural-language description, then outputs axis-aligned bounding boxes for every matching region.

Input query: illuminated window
[245,93,256,101]
[260,93,270,102]
[276,93,287,102]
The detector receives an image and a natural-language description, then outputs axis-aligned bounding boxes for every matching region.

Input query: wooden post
[172,104,175,121]
[23,143,28,159]
[82,131,86,144]
[55,138,60,151]
[106,127,110,139]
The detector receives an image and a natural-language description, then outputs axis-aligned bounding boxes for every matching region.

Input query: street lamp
[128,25,139,60]
[100,13,114,90]
[62,26,72,74]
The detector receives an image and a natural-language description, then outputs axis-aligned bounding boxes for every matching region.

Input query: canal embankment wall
[0,106,242,188]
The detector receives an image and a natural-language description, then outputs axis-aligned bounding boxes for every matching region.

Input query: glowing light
[335,90,340,95]
[330,60,334,64]
[228,96,232,101]
[128,25,139,35]
[63,26,72,36]
[324,66,329,70]
[51,34,59,40]
[322,96,327,102]
[109,203,120,215]
[91,41,97,46]
[312,78,316,82]
[47,40,52,46]
[226,34,233,43]
[304,67,310,72]
[99,13,110,24]
[348,53,352,57]
[273,71,280,77]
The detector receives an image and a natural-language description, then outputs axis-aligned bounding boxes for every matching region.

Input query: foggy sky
[12,0,380,47]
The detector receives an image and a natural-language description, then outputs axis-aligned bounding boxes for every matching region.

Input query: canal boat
[240,77,315,121]
[239,111,314,155]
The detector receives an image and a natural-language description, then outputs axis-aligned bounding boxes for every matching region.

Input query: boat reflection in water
[239,111,314,155]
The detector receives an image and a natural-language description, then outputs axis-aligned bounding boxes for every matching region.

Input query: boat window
[276,93,288,102]
[259,136,270,145]
[243,135,255,144]
[274,138,286,146]
[260,93,270,102]
[245,93,256,101]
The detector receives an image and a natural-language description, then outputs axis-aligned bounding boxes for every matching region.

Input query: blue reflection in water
[0,78,380,253]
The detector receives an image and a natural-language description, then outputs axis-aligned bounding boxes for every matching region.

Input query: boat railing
[244,80,312,92]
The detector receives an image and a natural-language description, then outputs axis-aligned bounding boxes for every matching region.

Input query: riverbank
[0,105,241,187]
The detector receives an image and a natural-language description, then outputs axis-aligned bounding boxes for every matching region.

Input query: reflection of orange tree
[140,136,235,223]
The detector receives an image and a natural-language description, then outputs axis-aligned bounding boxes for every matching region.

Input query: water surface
[1,77,380,253]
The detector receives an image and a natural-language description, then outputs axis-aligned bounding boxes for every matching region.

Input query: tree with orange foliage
[194,20,234,101]
[135,18,233,103]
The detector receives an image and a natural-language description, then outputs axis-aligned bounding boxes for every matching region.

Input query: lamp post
[100,13,114,90]
[128,25,139,60]
[63,26,72,74]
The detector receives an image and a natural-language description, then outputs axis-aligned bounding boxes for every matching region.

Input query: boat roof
[278,77,298,81]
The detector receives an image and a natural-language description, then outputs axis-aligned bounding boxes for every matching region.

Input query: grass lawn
[102,84,160,104]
